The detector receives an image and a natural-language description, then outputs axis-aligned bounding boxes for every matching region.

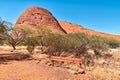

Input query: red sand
[0,60,89,80]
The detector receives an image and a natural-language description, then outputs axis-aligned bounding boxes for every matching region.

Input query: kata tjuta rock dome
[15,6,66,34]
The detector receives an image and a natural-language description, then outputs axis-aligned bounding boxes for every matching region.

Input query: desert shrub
[25,37,40,54]
[26,45,35,54]
[46,32,120,71]
[0,17,12,45]
[23,25,52,54]
[88,35,109,58]
[45,34,66,56]
[34,25,52,53]
[107,38,120,48]
[83,35,120,66]
[45,33,89,57]
[70,33,89,57]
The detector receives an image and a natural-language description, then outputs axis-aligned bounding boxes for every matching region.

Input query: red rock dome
[15,6,66,34]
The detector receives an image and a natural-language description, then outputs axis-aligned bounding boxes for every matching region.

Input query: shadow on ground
[0,53,32,64]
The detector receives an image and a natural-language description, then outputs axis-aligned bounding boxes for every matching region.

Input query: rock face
[59,21,120,40]
[16,6,66,34]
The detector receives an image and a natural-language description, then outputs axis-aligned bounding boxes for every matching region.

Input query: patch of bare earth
[0,47,89,80]
[0,60,89,80]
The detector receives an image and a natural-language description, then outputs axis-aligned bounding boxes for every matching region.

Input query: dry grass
[88,66,120,80]
[87,49,120,80]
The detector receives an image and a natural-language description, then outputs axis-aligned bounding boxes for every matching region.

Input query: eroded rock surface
[16,6,66,34]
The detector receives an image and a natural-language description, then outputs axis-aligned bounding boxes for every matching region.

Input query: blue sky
[0,0,120,35]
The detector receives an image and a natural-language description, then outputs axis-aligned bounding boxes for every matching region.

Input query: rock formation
[59,21,120,40]
[15,6,66,34]
[15,6,120,40]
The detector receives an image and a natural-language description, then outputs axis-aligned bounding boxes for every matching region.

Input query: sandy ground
[0,60,89,80]
[0,53,89,80]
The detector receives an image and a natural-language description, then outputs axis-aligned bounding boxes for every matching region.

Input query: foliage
[7,26,32,50]
[88,35,109,57]
[107,38,120,48]
[0,17,12,45]
[24,25,52,54]
[33,25,52,53]
[44,32,120,66]
[45,33,89,57]
[25,37,40,54]
[34,25,52,37]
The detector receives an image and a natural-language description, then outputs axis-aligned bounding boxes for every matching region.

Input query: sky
[0,0,120,35]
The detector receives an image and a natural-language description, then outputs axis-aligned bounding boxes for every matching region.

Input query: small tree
[0,17,12,45]
[24,25,52,54]
[7,26,31,50]
[34,25,52,53]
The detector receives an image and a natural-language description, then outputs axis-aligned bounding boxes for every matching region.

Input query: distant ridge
[59,21,120,40]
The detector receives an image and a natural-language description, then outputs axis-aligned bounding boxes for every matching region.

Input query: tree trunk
[12,45,16,50]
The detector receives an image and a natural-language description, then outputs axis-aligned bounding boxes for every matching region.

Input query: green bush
[88,35,109,57]
[27,45,35,54]
[25,37,40,54]
[0,17,12,45]
[45,33,89,57]
[107,38,120,48]
[46,34,120,66]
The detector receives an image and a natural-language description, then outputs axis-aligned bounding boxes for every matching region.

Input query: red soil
[0,60,89,80]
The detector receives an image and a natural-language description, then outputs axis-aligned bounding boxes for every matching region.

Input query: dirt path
[0,51,89,80]
[0,60,89,80]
